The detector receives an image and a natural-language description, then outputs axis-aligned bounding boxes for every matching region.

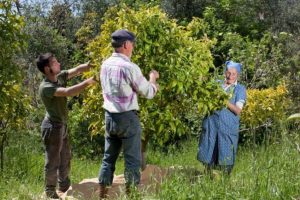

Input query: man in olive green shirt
[37,53,96,199]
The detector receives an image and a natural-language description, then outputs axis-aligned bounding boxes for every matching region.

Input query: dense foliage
[0,0,299,160]
[81,5,228,151]
[0,0,30,170]
[241,85,290,134]
[0,1,300,199]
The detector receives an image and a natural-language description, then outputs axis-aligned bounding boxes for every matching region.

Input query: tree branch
[239,121,272,132]
[15,0,22,16]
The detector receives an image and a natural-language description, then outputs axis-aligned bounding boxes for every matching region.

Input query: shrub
[241,85,290,138]
[81,5,228,151]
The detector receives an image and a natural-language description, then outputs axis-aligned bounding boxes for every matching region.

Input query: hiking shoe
[99,184,108,199]
[58,179,70,193]
[58,185,70,193]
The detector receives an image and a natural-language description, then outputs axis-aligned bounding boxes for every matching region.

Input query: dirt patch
[59,164,170,199]
[57,165,203,199]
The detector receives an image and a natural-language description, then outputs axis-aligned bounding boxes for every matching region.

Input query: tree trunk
[0,138,4,171]
[0,149,3,171]
[0,131,7,172]
[15,0,22,16]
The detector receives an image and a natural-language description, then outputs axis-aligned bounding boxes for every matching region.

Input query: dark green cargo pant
[41,118,71,194]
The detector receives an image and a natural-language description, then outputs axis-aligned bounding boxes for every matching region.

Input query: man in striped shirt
[98,29,159,198]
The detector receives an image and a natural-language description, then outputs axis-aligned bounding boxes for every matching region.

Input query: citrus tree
[81,5,228,168]
[0,0,30,170]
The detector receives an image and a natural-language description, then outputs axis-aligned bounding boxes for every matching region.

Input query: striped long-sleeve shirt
[100,53,158,113]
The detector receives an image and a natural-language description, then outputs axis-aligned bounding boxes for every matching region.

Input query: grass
[0,130,300,199]
[150,132,300,200]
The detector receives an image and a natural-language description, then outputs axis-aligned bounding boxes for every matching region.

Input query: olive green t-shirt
[39,70,68,123]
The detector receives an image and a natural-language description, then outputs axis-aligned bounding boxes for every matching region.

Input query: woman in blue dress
[197,61,247,174]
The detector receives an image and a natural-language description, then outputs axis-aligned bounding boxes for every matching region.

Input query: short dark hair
[36,53,54,74]
[111,29,136,48]
[111,40,126,48]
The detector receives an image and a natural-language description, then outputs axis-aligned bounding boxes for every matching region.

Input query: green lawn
[0,130,299,199]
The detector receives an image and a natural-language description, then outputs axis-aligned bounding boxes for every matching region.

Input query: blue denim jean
[99,110,142,186]
[41,118,71,193]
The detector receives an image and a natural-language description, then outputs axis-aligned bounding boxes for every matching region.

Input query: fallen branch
[239,121,272,133]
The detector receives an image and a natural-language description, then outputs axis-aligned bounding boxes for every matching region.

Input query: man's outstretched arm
[54,77,96,97]
[67,62,92,79]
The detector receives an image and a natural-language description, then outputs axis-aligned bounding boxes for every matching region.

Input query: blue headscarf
[225,60,242,74]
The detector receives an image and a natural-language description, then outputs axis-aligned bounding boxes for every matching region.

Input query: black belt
[104,109,138,115]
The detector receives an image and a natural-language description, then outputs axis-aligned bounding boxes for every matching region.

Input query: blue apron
[197,83,246,166]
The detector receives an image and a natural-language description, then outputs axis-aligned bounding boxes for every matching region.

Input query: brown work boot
[45,190,60,199]
[58,184,70,193]
[125,185,131,196]
[125,185,141,199]
[99,184,108,199]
